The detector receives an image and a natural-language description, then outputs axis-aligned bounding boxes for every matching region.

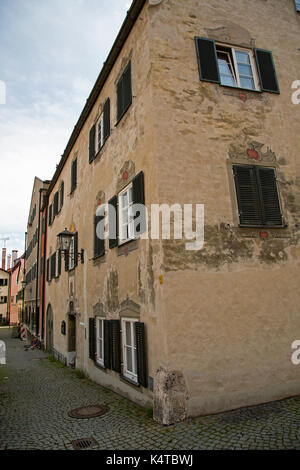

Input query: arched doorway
[46,304,53,352]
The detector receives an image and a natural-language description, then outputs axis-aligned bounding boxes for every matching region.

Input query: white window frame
[55,250,60,278]
[216,43,260,91]
[96,113,104,154]
[96,316,105,367]
[118,183,135,245]
[69,236,75,270]
[121,317,138,383]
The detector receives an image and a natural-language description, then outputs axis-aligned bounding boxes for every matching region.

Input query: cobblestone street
[0,326,300,450]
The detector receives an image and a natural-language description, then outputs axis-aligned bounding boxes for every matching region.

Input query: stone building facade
[0,268,10,323]
[24,177,50,339]
[42,0,300,424]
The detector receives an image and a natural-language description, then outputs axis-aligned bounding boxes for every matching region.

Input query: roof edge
[47,0,147,196]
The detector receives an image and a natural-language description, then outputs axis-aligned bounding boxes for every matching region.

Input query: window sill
[220,84,261,94]
[238,224,287,229]
[117,238,139,257]
[115,102,132,127]
[120,374,140,388]
[94,360,106,371]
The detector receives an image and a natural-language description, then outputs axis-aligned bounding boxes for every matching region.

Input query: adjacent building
[0,268,10,323]
[23,177,50,340]
[23,0,300,424]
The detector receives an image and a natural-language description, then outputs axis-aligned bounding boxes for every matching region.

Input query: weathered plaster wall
[147,0,300,421]
[45,2,162,407]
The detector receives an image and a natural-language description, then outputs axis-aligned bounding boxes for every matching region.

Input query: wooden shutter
[132,171,146,236]
[117,78,123,122]
[108,195,118,249]
[89,317,96,361]
[65,250,69,272]
[71,158,77,192]
[54,192,59,216]
[89,125,96,163]
[104,320,111,369]
[48,205,52,226]
[103,98,110,142]
[60,181,64,209]
[233,165,262,226]
[123,62,132,113]
[256,167,282,226]
[94,215,105,258]
[110,319,121,373]
[195,37,220,84]
[58,249,61,276]
[135,322,147,388]
[73,232,78,267]
[50,253,56,280]
[254,49,280,93]
[46,258,50,282]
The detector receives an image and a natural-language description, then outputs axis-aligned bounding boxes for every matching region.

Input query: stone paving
[0,326,300,450]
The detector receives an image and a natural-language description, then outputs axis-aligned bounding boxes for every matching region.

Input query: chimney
[7,255,11,270]
[2,248,6,270]
[12,250,18,267]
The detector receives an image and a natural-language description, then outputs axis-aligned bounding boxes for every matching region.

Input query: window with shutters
[195,37,280,94]
[121,318,138,383]
[59,181,64,212]
[53,191,59,216]
[216,45,259,91]
[55,250,61,278]
[48,204,53,226]
[50,252,56,280]
[233,165,283,227]
[71,158,77,193]
[68,235,75,270]
[96,317,105,367]
[118,183,135,245]
[116,62,132,123]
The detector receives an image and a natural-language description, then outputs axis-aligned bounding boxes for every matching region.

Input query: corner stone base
[153,367,189,425]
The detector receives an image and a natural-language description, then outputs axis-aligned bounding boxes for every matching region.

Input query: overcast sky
[0,0,130,263]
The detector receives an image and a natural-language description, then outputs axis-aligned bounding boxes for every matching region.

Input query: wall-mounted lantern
[57,228,84,264]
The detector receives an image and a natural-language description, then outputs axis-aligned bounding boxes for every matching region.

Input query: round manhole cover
[68,404,110,419]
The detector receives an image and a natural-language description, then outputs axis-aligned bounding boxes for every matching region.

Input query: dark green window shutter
[74,232,78,267]
[94,215,105,258]
[58,249,61,276]
[71,158,77,192]
[117,62,132,122]
[117,79,123,122]
[104,320,111,369]
[48,205,52,226]
[60,181,64,209]
[108,195,118,249]
[132,171,146,236]
[103,98,110,142]
[89,125,96,163]
[123,62,132,113]
[256,167,282,226]
[135,322,147,388]
[89,317,96,361]
[254,49,280,94]
[234,165,262,226]
[195,37,220,84]
[65,250,69,272]
[54,192,59,216]
[46,258,49,281]
[50,253,56,279]
[110,319,121,373]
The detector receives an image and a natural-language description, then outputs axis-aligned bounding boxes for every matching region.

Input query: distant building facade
[0,268,10,323]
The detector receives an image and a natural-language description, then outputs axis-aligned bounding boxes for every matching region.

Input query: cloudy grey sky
[0,0,130,262]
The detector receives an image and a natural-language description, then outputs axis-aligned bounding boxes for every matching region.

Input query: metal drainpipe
[41,197,48,340]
